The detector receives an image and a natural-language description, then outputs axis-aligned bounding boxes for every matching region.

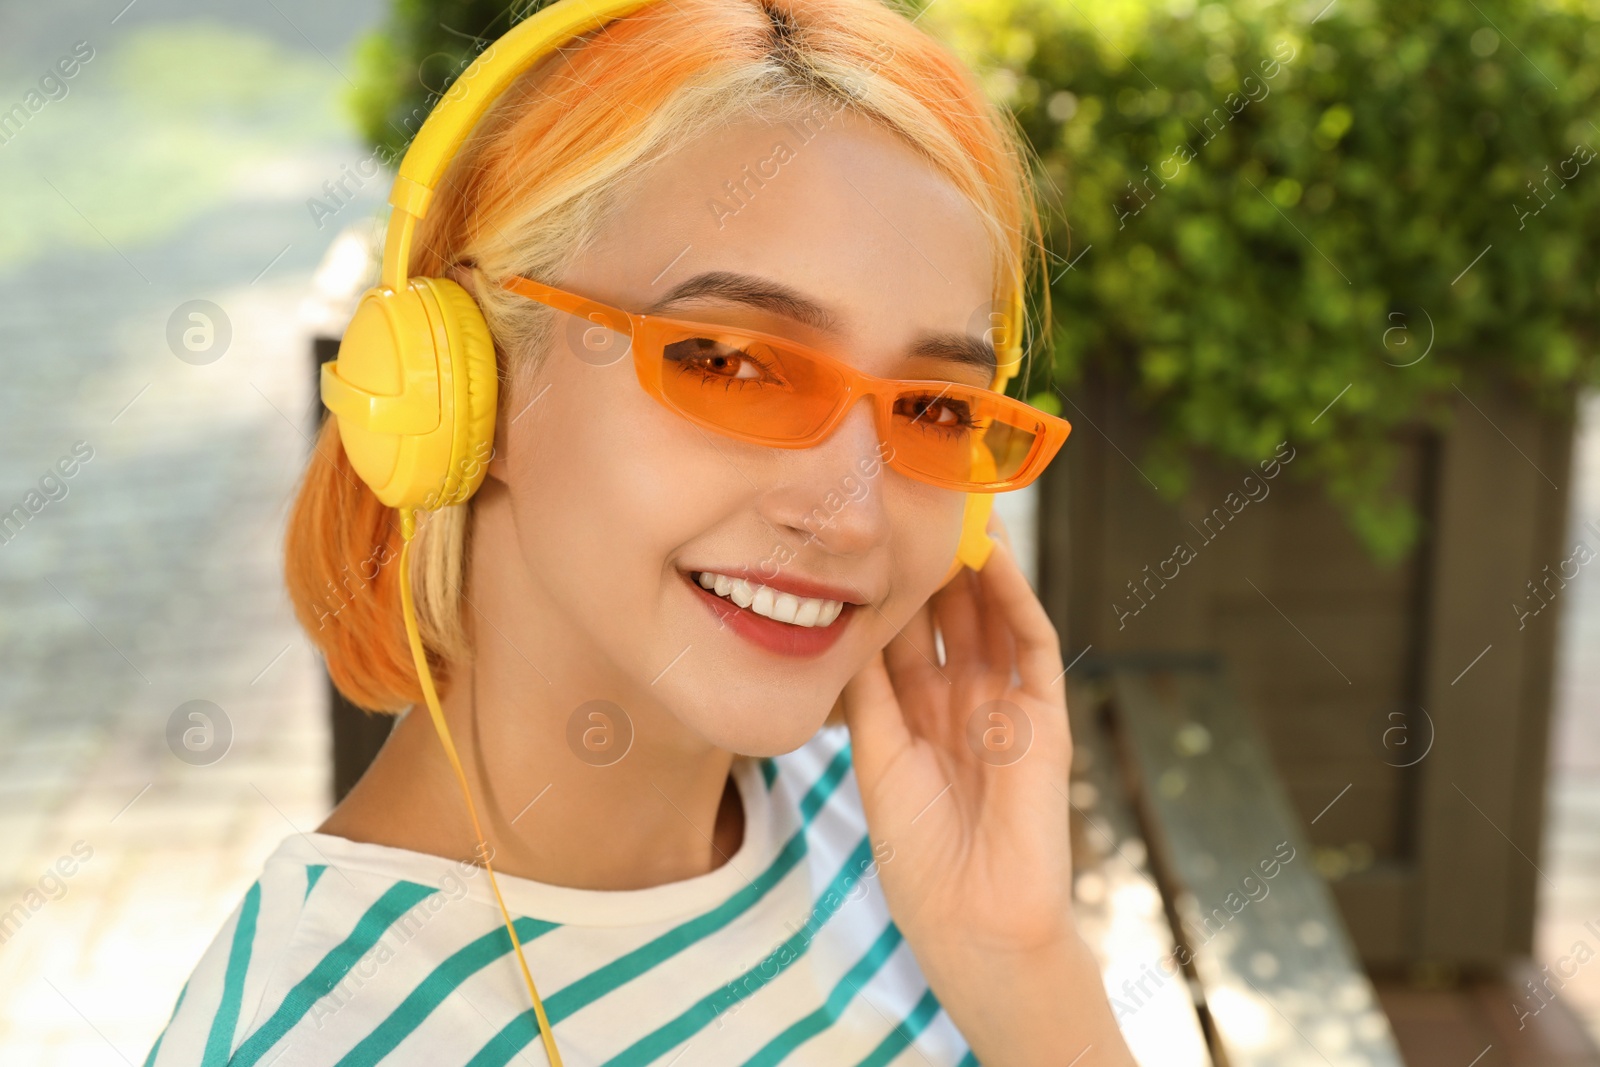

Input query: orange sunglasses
[500,274,1072,493]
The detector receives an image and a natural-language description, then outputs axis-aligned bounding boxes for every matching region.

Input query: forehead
[565,108,1000,377]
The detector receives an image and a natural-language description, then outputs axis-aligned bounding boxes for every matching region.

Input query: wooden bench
[1066,655,1405,1066]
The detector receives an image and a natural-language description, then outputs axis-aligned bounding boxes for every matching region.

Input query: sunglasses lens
[658,330,845,439]
[887,388,1044,488]
[650,326,1049,489]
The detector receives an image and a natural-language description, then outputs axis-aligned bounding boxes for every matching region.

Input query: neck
[320,586,745,894]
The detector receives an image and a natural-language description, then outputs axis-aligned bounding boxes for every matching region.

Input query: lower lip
[682,571,855,657]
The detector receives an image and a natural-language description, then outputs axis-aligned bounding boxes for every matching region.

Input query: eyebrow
[642,270,998,379]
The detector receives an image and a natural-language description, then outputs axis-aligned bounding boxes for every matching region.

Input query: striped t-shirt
[144,725,979,1065]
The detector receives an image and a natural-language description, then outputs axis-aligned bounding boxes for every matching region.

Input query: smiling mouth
[687,570,848,628]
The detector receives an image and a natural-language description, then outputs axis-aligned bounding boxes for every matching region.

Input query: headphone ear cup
[417,277,498,509]
[324,278,498,512]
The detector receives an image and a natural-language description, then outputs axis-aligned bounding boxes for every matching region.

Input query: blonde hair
[285,0,1049,712]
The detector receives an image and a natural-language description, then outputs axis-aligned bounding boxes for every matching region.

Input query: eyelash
[667,339,785,388]
[667,335,984,435]
[894,394,979,436]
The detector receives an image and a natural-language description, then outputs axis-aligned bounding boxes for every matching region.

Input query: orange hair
[285,0,1049,713]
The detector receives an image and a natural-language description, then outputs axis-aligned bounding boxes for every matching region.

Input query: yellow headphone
[316,0,1026,1061]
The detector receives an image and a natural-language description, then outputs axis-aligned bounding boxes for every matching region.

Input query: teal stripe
[228,880,438,1067]
[305,864,327,899]
[854,986,943,1067]
[466,743,856,1067]
[598,835,876,1067]
[799,742,850,822]
[465,1016,539,1066]
[956,1050,979,1066]
[334,916,558,1067]
[142,979,190,1067]
[759,757,778,790]
[742,919,904,1066]
[200,882,261,1067]
[464,830,812,1067]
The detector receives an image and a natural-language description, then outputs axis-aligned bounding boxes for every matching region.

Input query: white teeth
[771,592,801,624]
[691,571,845,628]
[793,598,822,627]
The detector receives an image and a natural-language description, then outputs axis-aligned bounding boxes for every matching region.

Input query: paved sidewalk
[0,3,382,1062]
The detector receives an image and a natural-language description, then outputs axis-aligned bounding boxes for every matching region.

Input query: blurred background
[0,0,1596,1064]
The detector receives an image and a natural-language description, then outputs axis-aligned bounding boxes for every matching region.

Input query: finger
[839,649,912,790]
[916,583,980,753]
[881,600,948,736]
[973,552,1017,676]
[974,538,1063,697]
[882,598,944,690]
[929,567,986,675]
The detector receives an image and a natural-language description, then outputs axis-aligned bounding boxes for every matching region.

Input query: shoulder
[142,836,480,1066]
[143,841,319,1066]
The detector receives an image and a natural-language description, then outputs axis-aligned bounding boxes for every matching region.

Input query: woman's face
[480,108,1000,756]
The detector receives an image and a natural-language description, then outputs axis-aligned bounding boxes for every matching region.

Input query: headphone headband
[380,0,661,291]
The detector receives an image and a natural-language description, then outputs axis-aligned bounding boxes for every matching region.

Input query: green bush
[348,0,542,164]
[923,0,1600,559]
[349,0,1600,560]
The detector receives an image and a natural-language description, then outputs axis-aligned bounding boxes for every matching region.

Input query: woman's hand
[838,516,1134,1066]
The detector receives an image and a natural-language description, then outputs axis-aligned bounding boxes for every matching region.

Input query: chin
[676,687,834,758]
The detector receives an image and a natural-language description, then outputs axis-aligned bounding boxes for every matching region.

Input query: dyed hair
[285,0,1049,713]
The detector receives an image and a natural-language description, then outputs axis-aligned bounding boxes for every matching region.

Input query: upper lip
[684,565,871,606]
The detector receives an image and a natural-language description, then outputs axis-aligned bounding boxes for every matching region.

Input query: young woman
[145,0,1133,1062]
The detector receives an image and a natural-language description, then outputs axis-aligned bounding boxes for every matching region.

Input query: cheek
[884,480,968,609]
[506,362,734,617]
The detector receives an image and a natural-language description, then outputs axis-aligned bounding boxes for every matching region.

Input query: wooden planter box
[1039,368,1578,968]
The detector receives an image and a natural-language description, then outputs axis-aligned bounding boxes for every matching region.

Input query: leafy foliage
[348,0,1600,560]
[348,0,547,163]
[926,0,1600,559]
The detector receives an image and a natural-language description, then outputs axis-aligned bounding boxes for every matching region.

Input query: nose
[757,397,891,560]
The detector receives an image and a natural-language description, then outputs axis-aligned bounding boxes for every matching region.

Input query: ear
[446,261,481,299]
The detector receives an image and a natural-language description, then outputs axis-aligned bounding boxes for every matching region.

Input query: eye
[664,337,778,384]
[894,392,977,432]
